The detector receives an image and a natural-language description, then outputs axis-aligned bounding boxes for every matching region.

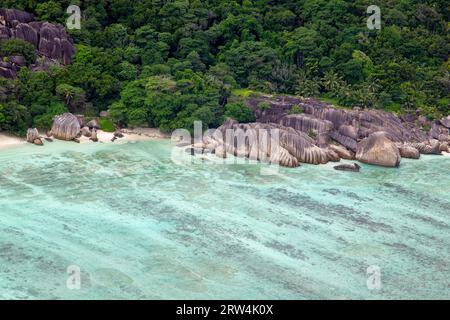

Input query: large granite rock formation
[241,94,450,167]
[51,113,81,141]
[356,132,401,167]
[189,119,340,167]
[0,8,75,78]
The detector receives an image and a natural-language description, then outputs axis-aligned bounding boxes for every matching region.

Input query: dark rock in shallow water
[334,163,360,172]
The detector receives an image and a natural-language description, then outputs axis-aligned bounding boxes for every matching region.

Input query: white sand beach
[0,128,169,150]
[0,133,27,150]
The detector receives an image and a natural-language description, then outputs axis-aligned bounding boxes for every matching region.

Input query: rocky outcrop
[51,113,81,141]
[242,94,450,167]
[356,132,401,167]
[0,9,75,78]
[410,141,442,155]
[185,119,348,167]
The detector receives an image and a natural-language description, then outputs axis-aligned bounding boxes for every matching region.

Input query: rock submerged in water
[51,113,81,141]
[356,132,401,167]
[334,163,360,172]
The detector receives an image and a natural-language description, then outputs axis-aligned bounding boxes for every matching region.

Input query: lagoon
[0,140,449,299]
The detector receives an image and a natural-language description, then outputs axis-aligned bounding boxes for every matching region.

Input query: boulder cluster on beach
[183,95,450,169]
[26,113,124,146]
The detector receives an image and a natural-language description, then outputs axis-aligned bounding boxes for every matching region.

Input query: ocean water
[0,139,449,300]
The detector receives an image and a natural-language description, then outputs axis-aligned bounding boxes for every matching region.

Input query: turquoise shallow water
[0,139,449,299]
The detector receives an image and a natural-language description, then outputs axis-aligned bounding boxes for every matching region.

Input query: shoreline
[0,128,169,151]
[2,130,449,164]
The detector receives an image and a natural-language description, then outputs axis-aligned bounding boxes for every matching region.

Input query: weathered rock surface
[397,144,420,159]
[356,132,401,167]
[410,141,442,155]
[242,95,450,167]
[81,126,91,137]
[26,128,39,143]
[0,9,75,78]
[86,119,100,129]
[440,116,450,129]
[51,113,81,141]
[90,128,98,142]
[329,144,354,160]
[198,119,344,167]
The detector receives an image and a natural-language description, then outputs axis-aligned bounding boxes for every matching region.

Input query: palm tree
[322,71,344,96]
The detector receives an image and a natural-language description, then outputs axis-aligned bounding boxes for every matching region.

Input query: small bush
[224,102,256,123]
[0,39,37,65]
[258,102,271,110]
[99,118,115,132]
[307,128,317,139]
[289,104,304,114]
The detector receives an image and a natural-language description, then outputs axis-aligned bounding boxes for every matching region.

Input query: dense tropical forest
[0,0,449,135]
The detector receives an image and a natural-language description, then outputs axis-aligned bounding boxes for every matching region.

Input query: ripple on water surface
[0,140,449,299]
